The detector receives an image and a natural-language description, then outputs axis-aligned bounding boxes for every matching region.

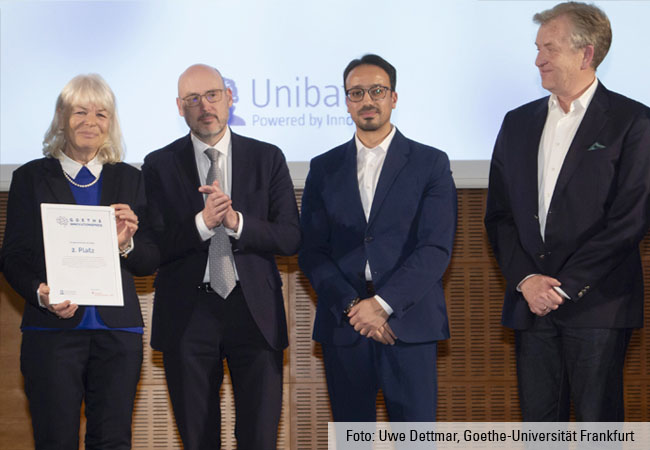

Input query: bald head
[176,63,233,146]
[178,64,225,98]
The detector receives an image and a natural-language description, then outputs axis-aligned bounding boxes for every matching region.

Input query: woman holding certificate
[0,74,159,449]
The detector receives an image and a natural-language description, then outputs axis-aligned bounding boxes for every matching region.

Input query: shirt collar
[191,127,232,160]
[355,125,397,155]
[58,151,103,179]
[548,78,599,114]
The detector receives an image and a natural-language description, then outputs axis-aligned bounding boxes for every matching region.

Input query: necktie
[204,148,237,298]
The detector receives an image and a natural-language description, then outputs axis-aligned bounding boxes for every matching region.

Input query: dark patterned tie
[204,148,236,298]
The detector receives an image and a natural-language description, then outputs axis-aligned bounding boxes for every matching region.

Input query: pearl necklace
[63,170,100,188]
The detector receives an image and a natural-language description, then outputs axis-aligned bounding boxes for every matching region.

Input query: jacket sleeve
[484,113,541,290]
[556,111,650,300]
[120,169,160,277]
[374,151,457,319]
[298,160,359,324]
[141,156,206,265]
[1,168,46,306]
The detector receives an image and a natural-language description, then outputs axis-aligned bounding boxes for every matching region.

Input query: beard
[356,119,382,131]
[354,106,383,131]
[187,113,227,142]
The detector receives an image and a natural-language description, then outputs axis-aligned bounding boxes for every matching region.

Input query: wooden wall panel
[1,189,650,449]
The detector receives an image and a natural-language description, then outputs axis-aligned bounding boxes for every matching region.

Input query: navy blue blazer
[142,132,300,352]
[299,129,457,345]
[485,83,650,330]
[0,157,159,329]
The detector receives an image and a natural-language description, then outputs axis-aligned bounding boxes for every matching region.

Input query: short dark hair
[343,54,396,91]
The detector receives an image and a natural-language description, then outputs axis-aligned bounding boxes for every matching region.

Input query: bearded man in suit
[142,64,300,449]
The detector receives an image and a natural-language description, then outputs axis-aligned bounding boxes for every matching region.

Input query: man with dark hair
[343,54,397,91]
[485,2,650,421]
[299,54,456,421]
[142,64,300,449]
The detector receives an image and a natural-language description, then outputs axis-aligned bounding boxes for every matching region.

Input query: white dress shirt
[355,126,397,315]
[538,78,598,239]
[191,127,243,282]
[518,78,598,299]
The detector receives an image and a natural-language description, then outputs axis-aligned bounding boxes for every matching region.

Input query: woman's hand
[38,283,78,319]
[112,203,139,249]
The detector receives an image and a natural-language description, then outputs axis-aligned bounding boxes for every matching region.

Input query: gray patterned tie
[204,148,237,298]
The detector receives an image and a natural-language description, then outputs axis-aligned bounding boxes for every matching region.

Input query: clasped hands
[520,274,565,317]
[199,181,239,231]
[348,297,397,345]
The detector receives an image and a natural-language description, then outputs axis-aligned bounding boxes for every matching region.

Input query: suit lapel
[522,100,548,217]
[230,133,247,207]
[43,158,76,204]
[551,84,609,201]
[174,135,204,213]
[367,130,409,227]
[340,139,366,224]
[99,163,118,206]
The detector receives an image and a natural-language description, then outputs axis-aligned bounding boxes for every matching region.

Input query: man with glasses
[299,54,457,421]
[142,64,300,448]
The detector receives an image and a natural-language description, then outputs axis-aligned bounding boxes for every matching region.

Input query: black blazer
[142,132,300,352]
[485,83,650,330]
[0,157,159,329]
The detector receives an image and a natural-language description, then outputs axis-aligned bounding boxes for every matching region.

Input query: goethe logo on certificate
[56,215,104,228]
[225,76,354,129]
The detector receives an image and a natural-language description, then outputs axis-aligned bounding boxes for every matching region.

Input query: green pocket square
[588,142,606,151]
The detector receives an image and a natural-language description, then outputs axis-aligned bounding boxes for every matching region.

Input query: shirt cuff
[374,295,393,316]
[516,274,539,292]
[36,287,45,308]
[120,237,135,256]
[195,211,216,241]
[225,212,243,239]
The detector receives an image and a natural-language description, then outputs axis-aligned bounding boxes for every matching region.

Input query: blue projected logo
[224,77,245,126]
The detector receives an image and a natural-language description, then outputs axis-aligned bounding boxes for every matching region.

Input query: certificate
[41,203,124,306]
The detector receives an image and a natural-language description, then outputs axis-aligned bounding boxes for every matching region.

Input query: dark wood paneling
[1,189,650,449]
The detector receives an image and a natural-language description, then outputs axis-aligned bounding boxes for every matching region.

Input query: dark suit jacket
[299,129,457,346]
[142,132,300,352]
[0,157,159,328]
[485,83,650,330]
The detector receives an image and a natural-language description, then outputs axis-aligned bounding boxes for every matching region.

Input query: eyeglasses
[345,85,392,102]
[181,89,226,108]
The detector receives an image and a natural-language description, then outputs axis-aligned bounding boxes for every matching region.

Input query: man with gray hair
[485,2,650,421]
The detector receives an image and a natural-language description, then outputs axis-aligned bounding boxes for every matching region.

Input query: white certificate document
[41,203,124,306]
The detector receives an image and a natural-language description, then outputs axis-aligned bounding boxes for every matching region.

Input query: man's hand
[368,322,397,345]
[348,296,389,337]
[520,274,564,316]
[38,283,78,319]
[222,208,239,232]
[198,181,232,229]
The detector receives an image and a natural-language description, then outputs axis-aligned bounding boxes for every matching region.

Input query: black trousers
[515,315,632,421]
[163,285,283,450]
[20,329,143,450]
